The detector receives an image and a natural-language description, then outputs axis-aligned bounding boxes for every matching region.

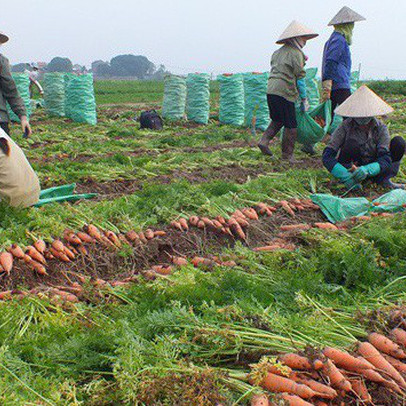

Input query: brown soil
[0,206,325,293]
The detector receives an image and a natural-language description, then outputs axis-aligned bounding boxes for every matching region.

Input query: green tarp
[34,184,97,207]
[294,101,332,146]
[7,74,31,123]
[162,75,187,121]
[65,74,97,125]
[243,72,269,131]
[305,68,320,109]
[311,189,406,223]
[43,73,66,117]
[186,73,210,124]
[218,74,245,126]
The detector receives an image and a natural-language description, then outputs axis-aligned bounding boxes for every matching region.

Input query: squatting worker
[0,31,32,137]
[258,21,318,162]
[322,86,406,191]
[26,63,44,98]
[321,6,366,116]
[0,127,40,207]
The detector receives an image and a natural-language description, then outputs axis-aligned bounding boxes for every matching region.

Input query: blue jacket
[322,32,351,91]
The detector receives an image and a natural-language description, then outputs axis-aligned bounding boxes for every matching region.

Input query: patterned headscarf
[334,23,355,45]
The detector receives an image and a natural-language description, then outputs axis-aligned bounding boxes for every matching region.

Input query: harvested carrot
[144,229,155,240]
[201,217,215,228]
[155,266,173,276]
[87,225,103,241]
[358,215,371,221]
[8,244,25,259]
[280,393,313,406]
[383,354,406,374]
[221,260,237,267]
[138,232,148,244]
[179,218,189,231]
[243,208,258,220]
[26,246,46,265]
[76,245,88,255]
[212,220,224,230]
[391,328,406,348]
[380,213,394,218]
[259,372,320,398]
[216,216,227,225]
[314,222,338,231]
[228,219,246,240]
[233,209,246,219]
[291,374,337,399]
[0,252,13,274]
[191,257,206,267]
[278,353,312,370]
[323,347,371,371]
[368,332,406,360]
[154,230,166,237]
[63,232,82,245]
[49,248,70,262]
[28,260,47,275]
[189,216,199,226]
[33,239,46,254]
[313,359,324,371]
[348,377,372,403]
[52,240,66,252]
[76,231,94,243]
[280,200,295,217]
[233,216,249,227]
[250,394,269,406]
[105,231,121,247]
[172,257,188,266]
[322,359,352,392]
[358,341,406,387]
[197,220,205,229]
[280,224,311,232]
[63,247,76,260]
[0,291,12,300]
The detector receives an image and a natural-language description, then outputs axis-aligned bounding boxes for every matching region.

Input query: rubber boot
[282,128,300,162]
[301,143,316,156]
[258,131,273,156]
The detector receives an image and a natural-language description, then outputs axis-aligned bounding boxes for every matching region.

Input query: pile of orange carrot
[250,326,406,405]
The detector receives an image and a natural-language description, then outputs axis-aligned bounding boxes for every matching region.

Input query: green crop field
[1,80,406,405]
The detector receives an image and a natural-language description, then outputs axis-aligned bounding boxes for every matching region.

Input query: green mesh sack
[305,68,320,109]
[293,101,332,145]
[65,74,97,125]
[7,73,31,123]
[186,73,210,124]
[43,73,65,117]
[162,75,187,121]
[64,73,75,118]
[351,71,360,93]
[218,74,245,126]
[243,72,269,131]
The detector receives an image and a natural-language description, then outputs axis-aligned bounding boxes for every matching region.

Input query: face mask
[354,117,373,126]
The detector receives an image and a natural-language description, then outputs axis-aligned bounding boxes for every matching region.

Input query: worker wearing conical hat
[258,21,318,162]
[321,7,366,116]
[0,31,32,137]
[322,86,406,190]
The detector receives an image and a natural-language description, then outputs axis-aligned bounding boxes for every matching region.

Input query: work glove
[300,98,310,112]
[321,80,333,103]
[331,163,362,191]
[20,115,32,138]
[353,162,381,183]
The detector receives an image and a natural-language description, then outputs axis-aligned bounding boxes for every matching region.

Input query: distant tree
[12,63,30,72]
[92,60,112,77]
[47,57,73,72]
[110,54,155,79]
[151,64,170,80]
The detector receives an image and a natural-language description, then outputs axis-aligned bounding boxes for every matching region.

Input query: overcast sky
[1,0,404,79]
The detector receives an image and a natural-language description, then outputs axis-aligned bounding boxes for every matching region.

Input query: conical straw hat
[335,85,394,118]
[328,6,366,26]
[0,32,9,44]
[276,21,318,44]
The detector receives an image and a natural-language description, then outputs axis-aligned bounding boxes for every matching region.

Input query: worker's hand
[352,166,369,183]
[344,177,362,191]
[300,98,310,113]
[20,116,32,138]
[321,80,333,103]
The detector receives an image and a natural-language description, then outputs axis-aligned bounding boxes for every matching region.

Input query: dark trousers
[331,89,351,119]
[0,122,10,135]
[338,136,406,184]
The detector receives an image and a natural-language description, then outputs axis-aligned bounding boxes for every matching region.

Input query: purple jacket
[322,31,352,91]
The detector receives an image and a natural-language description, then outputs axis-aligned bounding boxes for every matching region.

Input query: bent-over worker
[321,6,366,116]
[0,31,32,137]
[258,21,318,162]
[322,86,405,191]
[0,127,40,207]
[27,63,44,97]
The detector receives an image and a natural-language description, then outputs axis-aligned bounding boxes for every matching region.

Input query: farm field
[2,80,406,405]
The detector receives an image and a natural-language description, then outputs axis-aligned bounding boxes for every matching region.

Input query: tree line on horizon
[11,54,170,80]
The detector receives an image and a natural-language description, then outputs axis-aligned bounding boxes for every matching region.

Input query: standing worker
[258,21,318,162]
[321,6,366,115]
[0,31,32,137]
[27,63,44,98]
